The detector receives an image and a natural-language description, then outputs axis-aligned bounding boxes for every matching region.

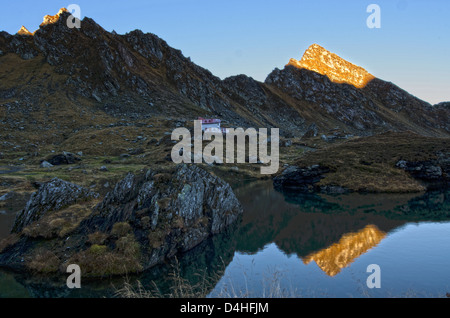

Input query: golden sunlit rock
[15,8,69,36]
[288,44,375,88]
[303,225,386,276]
[40,8,68,27]
[17,26,33,36]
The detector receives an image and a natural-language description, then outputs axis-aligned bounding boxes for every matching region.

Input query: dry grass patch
[22,204,93,239]
[293,132,449,192]
[68,234,143,277]
[88,231,109,245]
[26,248,60,273]
[111,222,132,238]
[0,234,21,253]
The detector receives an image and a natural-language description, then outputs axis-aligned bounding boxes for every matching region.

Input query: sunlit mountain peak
[15,8,69,36]
[288,44,375,88]
[17,25,33,36]
[41,8,68,27]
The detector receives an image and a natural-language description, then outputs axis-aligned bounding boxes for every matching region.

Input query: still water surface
[0,180,449,298]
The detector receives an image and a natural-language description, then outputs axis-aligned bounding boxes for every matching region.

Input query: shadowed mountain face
[265,65,449,136]
[0,8,449,144]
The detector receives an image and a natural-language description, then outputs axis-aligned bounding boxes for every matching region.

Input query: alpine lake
[0,179,449,298]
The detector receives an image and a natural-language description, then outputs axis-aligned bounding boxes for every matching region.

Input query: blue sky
[1,0,449,104]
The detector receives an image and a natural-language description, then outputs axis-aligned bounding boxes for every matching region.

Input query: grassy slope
[293,132,450,192]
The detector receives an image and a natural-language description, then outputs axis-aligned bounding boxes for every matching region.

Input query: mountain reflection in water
[302,224,386,277]
[233,180,449,261]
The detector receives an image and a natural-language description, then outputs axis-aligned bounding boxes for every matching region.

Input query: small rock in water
[100,166,108,172]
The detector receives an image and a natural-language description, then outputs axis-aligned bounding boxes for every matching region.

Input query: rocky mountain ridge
[0,7,449,148]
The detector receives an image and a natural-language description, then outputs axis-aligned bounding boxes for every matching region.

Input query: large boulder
[1,165,243,276]
[273,165,330,192]
[44,152,81,166]
[83,164,243,269]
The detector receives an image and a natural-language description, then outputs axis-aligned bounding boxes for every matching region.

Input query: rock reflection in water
[0,217,240,298]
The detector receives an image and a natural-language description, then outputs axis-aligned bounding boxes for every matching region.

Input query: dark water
[1,180,450,298]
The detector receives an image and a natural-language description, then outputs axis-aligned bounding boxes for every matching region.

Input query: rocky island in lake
[0,165,242,276]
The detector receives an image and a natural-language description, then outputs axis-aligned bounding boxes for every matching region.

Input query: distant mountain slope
[0,8,448,144]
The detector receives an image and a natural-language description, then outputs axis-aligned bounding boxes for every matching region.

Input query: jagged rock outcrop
[396,154,450,186]
[41,8,68,27]
[44,152,81,166]
[17,26,33,36]
[12,178,98,233]
[0,31,39,60]
[83,164,243,265]
[431,102,450,132]
[273,132,450,194]
[15,8,68,37]
[1,165,243,275]
[273,165,331,192]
